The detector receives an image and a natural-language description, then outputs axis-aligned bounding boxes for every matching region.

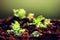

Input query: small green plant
[28,15,51,28]
[44,19,51,25]
[7,21,25,36]
[13,9,26,19]
[34,15,45,24]
[11,21,20,30]
[31,31,39,37]
[27,13,34,19]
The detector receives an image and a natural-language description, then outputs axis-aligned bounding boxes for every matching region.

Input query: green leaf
[27,23,35,26]
[15,29,21,36]
[36,22,47,28]
[27,13,34,19]
[7,30,11,33]
[13,9,26,19]
[18,9,26,19]
[7,30,15,34]
[34,15,45,24]
[13,9,19,17]
[36,19,51,28]
[11,21,20,30]
[31,31,39,37]
[44,19,50,25]
[15,29,25,36]
[20,29,25,33]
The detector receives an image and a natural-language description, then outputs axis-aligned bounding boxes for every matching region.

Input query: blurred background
[0,0,60,19]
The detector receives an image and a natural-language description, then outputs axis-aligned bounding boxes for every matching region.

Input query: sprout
[31,31,39,37]
[13,9,26,19]
[44,19,51,25]
[27,13,34,19]
[28,15,50,28]
[7,30,15,34]
[28,15,45,25]
[11,21,20,30]
[36,19,51,28]
[27,22,35,26]
[34,15,45,24]
[13,9,19,17]
[7,21,25,36]
[15,28,25,36]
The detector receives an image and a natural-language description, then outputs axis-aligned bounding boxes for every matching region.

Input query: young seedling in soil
[27,13,34,19]
[7,21,25,36]
[28,15,51,28]
[31,31,40,37]
[13,9,26,19]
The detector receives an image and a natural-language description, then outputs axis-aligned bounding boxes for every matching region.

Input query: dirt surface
[0,16,60,40]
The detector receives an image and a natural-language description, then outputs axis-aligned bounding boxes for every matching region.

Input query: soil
[0,16,60,40]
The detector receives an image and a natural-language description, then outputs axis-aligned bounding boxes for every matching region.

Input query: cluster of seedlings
[7,9,51,37]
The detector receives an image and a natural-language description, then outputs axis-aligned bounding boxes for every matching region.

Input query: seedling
[7,21,25,36]
[28,15,51,28]
[36,22,47,28]
[13,9,26,19]
[27,13,34,19]
[31,31,39,37]
[11,21,20,30]
[44,19,51,25]
[35,18,51,28]
[34,15,45,24]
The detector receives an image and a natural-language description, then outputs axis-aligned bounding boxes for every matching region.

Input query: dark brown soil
[0,16,60,40]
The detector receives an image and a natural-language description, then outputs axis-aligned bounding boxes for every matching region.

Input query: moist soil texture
[0,16,60,40]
